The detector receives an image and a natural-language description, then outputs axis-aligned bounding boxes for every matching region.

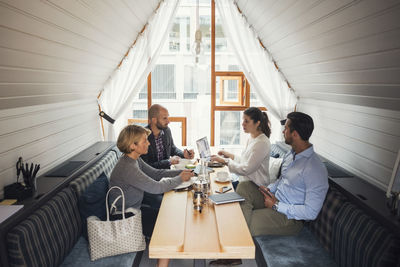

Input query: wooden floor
[138,241,258,267]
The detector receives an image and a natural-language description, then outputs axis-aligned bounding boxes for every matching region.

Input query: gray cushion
[70,151,117,197]
[61,237,137,267]
[255,227,337,267]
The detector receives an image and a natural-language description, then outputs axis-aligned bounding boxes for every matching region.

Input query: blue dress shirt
[268,145,328,220]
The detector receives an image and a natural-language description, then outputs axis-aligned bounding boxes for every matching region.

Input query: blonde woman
[109,124,193,267]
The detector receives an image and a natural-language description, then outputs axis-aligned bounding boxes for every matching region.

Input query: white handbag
[87,186,146,261]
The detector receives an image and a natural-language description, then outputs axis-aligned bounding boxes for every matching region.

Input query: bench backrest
[308,187,400,267]
[6,148,119,267]
[70,150,118,197]
[7,187,81,267]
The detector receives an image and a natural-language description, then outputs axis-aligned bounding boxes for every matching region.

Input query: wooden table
[149,166,254,262]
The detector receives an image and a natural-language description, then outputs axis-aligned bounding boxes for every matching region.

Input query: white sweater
[227,133,271,187]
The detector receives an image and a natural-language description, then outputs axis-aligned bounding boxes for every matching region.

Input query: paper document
[0,205,23,223]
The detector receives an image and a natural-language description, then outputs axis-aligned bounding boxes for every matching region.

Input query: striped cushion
[7,188,81,267]
[70,151,118,197]
[270,144,286,158]
[331,202,400,267]
[308,187,347,251]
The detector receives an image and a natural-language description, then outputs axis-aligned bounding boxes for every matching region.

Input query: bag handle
[105,186,126,221]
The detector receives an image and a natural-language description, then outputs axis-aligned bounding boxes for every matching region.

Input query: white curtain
[215,0,297,122]
[99,0,180,141]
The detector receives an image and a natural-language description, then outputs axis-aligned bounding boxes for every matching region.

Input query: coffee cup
[216,171,229,182]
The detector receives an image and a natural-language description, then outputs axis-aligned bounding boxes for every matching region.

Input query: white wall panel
[298,99,400,190]
[0,99,101,198]
[0,0,160,196]
[236,0,400,188]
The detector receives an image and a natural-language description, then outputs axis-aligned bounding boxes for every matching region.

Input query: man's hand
[184,149,195,159]
[169,156,180,165]
[259,186,277,209]
[179,169,194,182]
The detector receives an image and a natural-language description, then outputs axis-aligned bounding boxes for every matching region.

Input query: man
[141,104,194,169]
[236,111,329,236]
[140,104,195,214]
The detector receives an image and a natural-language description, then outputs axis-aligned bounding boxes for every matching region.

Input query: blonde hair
[117,124,151,154]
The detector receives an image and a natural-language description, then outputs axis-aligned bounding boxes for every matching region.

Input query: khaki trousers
[236,181,303,236]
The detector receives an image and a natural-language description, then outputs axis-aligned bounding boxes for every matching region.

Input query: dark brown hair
[243,107,271,138]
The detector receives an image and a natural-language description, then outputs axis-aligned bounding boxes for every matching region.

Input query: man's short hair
[282,112,314,141]
[148,104,164,121]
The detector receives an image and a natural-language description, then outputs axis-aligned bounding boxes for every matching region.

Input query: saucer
[174,177,195,190]
[214,177,231,183]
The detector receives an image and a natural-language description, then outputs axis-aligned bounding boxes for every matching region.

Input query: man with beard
[236,111,329,237]
[139,104,195,214]
[141,104,194,169]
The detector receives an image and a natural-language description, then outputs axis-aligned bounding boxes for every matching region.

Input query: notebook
[208,192,245,205]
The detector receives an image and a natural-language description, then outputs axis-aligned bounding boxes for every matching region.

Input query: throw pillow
[79,172,109,240]
[269,157,283,183]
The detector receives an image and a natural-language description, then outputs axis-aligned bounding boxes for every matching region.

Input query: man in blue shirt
[236,111,329,236]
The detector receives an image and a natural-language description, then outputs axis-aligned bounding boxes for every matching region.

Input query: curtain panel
[99,0,180,141]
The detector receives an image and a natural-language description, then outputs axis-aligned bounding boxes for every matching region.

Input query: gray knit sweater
[109,155,182,210]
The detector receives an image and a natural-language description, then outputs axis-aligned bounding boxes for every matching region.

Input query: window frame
[130,0,266,147]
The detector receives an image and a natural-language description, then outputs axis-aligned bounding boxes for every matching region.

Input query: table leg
[193,259,206,267]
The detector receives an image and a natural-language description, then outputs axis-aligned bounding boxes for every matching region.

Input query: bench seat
[254,186,400,267]
[254,227,336,267]
[61,237,138,267]
[6,148,144,267]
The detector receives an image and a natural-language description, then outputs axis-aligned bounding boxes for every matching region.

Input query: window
[152,64,176,99]
[129,0,266,148]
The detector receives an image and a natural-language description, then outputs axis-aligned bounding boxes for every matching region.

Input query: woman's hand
[210,155,224,163]
[179,169,194,182]
[218,150,233,159]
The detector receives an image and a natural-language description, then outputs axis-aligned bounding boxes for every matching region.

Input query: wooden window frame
[216,72,246,106]
[128,0,265,147]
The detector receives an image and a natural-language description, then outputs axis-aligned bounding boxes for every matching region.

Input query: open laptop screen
[196,136,211,160]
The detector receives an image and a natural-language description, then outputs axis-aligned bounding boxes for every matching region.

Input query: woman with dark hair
[211,107,271,187]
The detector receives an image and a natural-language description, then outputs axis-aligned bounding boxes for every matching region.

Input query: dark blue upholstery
[79,172,109,239]
[255,186,400,267]
[7,188,81,267]
[330,202,400,267]
[255,227,337,267]
[6,146,141,267]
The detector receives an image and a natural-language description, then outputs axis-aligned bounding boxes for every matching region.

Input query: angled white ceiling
[236,0,400,110]
[1,0,399,110]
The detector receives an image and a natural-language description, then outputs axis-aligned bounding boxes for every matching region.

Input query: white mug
[217,171,229,182]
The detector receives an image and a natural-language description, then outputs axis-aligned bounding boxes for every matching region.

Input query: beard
[156,121,167,130]
[284,135,292,145]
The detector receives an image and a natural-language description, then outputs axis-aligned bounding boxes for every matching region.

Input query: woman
[109,124,193,267]
[211,107,271,187]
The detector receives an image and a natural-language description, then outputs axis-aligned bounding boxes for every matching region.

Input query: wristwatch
[272,200,279,211]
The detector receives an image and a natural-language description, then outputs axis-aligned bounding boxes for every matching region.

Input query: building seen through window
[131,0,264,149]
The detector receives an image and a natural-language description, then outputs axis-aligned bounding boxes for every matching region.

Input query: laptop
[196,136,212,160]
[196,136,224,167]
